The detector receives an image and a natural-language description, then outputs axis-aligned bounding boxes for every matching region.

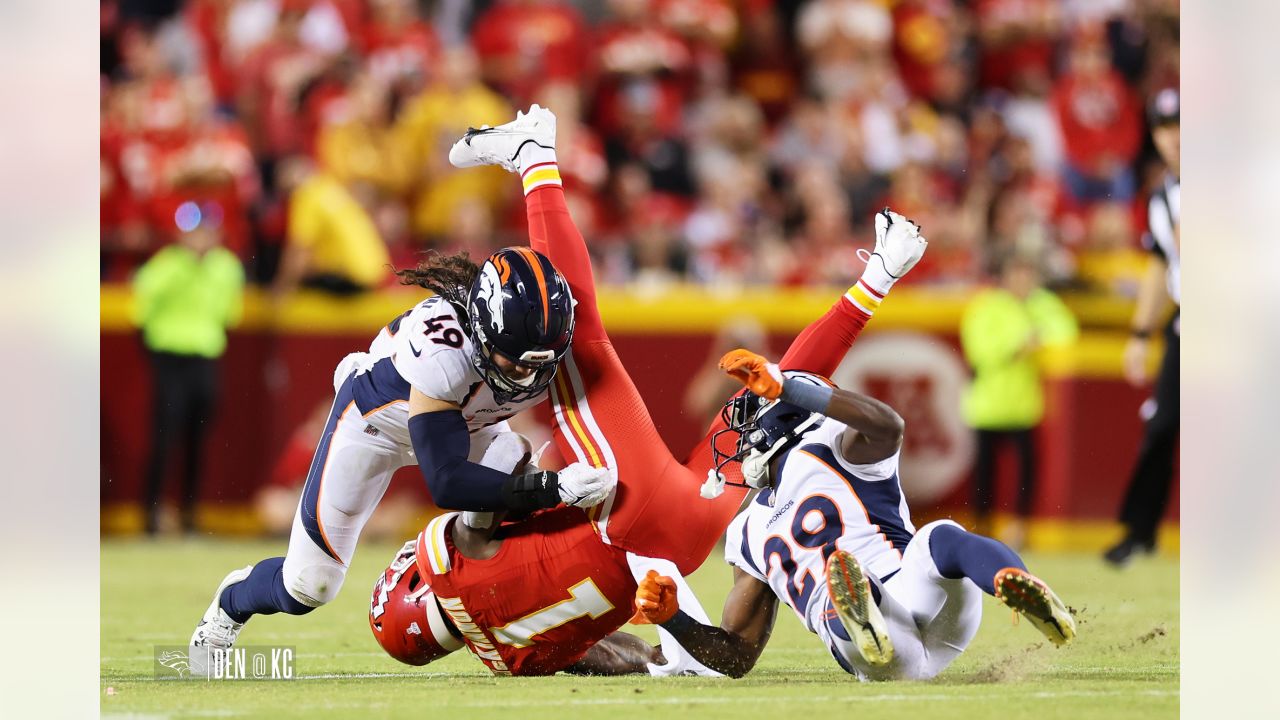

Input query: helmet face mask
[469,323,562,404]
[711,387,824,490]
[467,249,575,405]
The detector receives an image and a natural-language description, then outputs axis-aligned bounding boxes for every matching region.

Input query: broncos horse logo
[477,260,506,333]
[158,650,191,678]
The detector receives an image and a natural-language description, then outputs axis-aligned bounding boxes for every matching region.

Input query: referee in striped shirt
[1105,88,1180,566]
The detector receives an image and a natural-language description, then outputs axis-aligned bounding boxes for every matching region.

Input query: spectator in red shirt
[114,76,262,261]
[1051,29,1142,204]
[185,0,238,108]
[168,77,261,257]
[471,0,588,106]
[729,0,801,125]
[975,0,1061,94]
[891,0,959,103]
[102,80,150,276]
[237,1,328,162]
[360,0,441,93]
[592,0,695,139]
[654,0,737,94]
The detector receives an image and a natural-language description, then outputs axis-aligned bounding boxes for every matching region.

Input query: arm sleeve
[525,185,606,342]
[410,411,513,511]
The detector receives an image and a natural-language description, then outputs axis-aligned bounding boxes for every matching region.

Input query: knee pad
[284,563,347,608]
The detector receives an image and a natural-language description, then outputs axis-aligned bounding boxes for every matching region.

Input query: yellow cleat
[994,567,1077,646]
[825,550,894,666]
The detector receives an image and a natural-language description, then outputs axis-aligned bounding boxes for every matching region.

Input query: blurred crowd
[101,0,1180,294]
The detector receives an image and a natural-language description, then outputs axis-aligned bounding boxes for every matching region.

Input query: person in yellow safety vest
[133,201,245,535]
[960,252,1078,548]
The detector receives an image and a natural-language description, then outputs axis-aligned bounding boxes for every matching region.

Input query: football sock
[928,524,1027,596]
[220,557,315,622]
[847,249,904,316]
[519,147,559,193]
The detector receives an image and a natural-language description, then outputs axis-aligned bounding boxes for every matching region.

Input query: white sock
[844,259,897,316]
[517,143,558,179]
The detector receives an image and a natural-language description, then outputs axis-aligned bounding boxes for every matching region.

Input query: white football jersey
[725,419,915,631]
[346,295,548,448]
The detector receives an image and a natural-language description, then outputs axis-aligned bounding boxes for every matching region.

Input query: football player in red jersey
[368,106,929,676]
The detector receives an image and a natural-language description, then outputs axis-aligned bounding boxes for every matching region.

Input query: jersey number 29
[762,495,844,611]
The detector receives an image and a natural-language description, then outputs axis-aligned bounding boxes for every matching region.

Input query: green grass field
[102,538,1178,719]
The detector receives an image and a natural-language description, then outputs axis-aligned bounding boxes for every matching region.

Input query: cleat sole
[994,568,1077,647]
[826,551,894,666]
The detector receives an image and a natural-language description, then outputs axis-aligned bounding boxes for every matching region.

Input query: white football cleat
[994,567,1077,647]
[190,565,252,650]
[871,207,928,278]
[448,104,557,174]
[826,550,894,666]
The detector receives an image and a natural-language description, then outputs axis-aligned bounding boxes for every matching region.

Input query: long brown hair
[394,250,480,310]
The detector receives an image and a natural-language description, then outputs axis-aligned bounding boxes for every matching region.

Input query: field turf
[101,538,1178,719]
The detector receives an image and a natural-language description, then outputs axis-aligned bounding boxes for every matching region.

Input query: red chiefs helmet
[369,541,464,665]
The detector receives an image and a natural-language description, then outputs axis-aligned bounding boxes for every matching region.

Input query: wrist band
[501,470,560,514]
[659,609,698,634]
[779,378,834,414]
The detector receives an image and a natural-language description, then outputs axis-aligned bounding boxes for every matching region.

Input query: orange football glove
[719,349,784,400]
[630,570,679,625]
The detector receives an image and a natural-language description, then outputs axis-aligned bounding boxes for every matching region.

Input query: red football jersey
[416,508,638,676]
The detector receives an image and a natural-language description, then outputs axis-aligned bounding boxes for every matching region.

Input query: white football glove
[871,208,928,278]
[556,462,616,509]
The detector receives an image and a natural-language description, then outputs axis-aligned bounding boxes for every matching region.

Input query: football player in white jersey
[632,354,1078,680]
[189,240,618,651]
